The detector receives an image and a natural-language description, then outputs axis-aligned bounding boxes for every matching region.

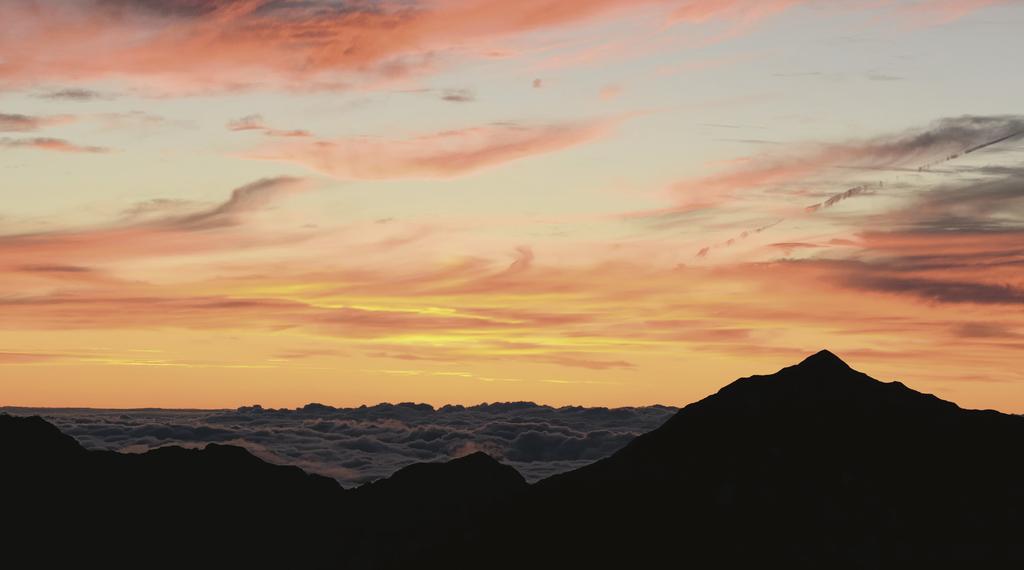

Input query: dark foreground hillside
[3,350,1022,568]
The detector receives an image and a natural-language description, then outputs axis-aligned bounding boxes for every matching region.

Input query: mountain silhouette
[468,350,1024,568]
[0,412,524,567]
[2,350,1022,568]
[342,451,528,567]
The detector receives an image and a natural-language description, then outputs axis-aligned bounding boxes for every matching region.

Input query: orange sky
[1,0,1023,412]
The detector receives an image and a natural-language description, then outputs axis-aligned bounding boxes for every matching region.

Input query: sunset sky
[2,0,1023,412]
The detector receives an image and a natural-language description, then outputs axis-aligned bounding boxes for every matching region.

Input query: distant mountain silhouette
[3,350,1022,568]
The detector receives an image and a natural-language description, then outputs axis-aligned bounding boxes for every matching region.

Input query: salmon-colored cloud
[0,137,108,153]
[0,176,309,268]
[245,118,618,179]
[893,0,1010,26]
[668,0,804,36]
[0,1,1005,94]
[850,230,1024,288]
[624,115,1024,243]
[0,113,76,132]
[0,0,809,92]
[227,115,311,138]
[672,116,1024,210]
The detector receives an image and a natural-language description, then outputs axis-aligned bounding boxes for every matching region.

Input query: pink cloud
[226,114,311,138]
[668,0,804,36]
[245,118,619,179]
[642,115,1024,215]
[0,137,108,153]
[0,176,309,268]
[0,0,811,92]
[0,113,76,132]
[894,0,1009,26]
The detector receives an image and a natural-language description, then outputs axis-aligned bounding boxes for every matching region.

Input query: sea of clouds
[3,402,677,486]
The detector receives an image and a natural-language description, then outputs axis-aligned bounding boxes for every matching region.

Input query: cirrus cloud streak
[244,118,620,179]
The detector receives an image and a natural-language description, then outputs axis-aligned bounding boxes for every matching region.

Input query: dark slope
[354,450,526,505]
[0,414,523,568]
[1,413,346,566]
[455,350,1024,568]
[342,452,527,567]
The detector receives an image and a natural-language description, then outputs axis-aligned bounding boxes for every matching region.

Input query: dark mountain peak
[765,348,871,391]
[451,450,501,465]
[352,450,525,509]
[793,349,850,371]
[712,349,874,403]
[705,349,959,415]
[370,451,525,492]
[588,350,970,474]
[349,451,526,527]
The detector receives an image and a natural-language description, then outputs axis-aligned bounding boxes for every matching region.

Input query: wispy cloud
[668,115,1024,212]
[848,274,1024,305]
[0,0,820,92]
[0,176,309,268]
[245,118,620,179]
[154,176,310,231]
[36,87,114,101]
[630,115,1024,266]
[227,114,310,138]
[0,113,75,132]
[440,89,476,103]
[0,137,108,153]
[893,0,1011,27]
[668,0,803,36]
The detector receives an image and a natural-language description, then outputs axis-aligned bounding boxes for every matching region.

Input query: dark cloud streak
[441,89,475,103]
[161,176,307,231]
[848,275,1024,305]
[0,137,108,153]
[0,113,74,132]
[36,88,112,101]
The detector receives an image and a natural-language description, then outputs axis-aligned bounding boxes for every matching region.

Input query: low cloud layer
[4,403,676,485]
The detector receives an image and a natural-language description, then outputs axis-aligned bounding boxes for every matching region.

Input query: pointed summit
[794,349,850,371]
